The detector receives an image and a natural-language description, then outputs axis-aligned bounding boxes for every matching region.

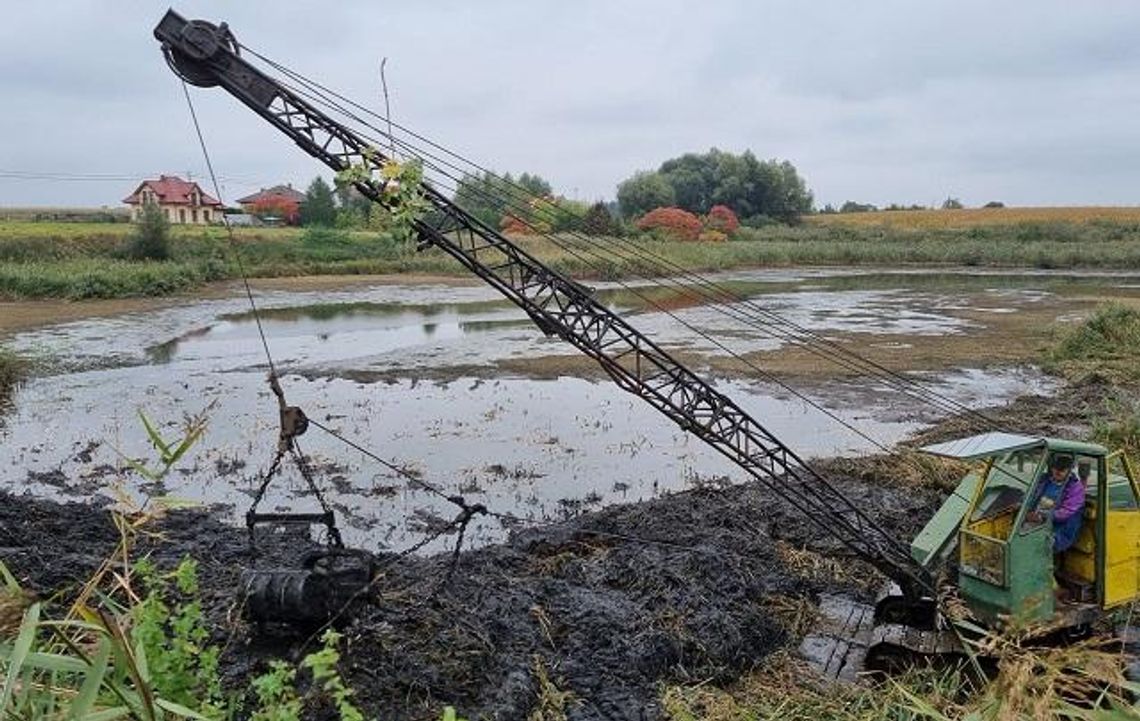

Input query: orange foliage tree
[705,204,739,235]
[249,196,300,225]
[499,195,554,235]
[636,207,702,241]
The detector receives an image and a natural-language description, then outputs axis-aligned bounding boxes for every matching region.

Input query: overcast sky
[3,1,1140,209]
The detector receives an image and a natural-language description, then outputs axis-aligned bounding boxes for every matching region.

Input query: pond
[7,266,1125,551]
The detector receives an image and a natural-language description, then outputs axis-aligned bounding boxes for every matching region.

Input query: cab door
[1102,452,1140,608]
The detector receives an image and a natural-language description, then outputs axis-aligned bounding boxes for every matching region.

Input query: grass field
[6,209,1140,299]
[809,205,1140,229]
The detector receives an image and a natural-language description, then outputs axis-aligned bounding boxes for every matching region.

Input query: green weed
[1045,303,1140,383]
[0,345,29,410]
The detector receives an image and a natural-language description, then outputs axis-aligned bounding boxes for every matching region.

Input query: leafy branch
[335,147,428,243]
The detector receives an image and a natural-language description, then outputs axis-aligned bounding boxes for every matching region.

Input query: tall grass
[663,637,1138,721]
[7,219,1140,299]
[1045,303,1140,384]
[0,345,29,411]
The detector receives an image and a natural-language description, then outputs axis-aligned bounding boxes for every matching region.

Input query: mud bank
[2,458,941,721]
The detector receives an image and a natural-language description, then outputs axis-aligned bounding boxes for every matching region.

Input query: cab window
[968,447,1043,540]
[1107,454,1140,510]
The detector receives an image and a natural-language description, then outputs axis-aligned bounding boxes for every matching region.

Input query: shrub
[500,213,531,235]
[698,229,728,243]
[741,214,779,229]
[705,205,740,235]
[128,202,170,261]
[636,207,702,242]
[499,195,557,236]
[301,226,352,246]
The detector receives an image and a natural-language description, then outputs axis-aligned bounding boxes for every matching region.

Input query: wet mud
[6,377,1109,719]
[0,453,940,721]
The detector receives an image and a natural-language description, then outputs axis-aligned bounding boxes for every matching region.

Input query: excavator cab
[919,433,1140,626]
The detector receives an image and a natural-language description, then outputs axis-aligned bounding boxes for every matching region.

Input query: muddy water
[7,267,1128,551]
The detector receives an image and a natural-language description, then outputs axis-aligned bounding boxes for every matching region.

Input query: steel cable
[242,45,1004,432]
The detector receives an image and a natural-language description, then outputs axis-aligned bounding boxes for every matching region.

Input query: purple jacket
[1050,473,1086,522]
[1034,472,1086,551]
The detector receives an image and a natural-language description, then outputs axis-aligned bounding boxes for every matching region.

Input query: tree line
[286,146,814,238]
[821,198,1006,214]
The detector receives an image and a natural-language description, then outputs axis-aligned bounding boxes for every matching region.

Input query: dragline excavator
[154,10,1140,679]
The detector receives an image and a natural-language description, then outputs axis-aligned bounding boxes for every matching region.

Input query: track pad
[799,594,876,682]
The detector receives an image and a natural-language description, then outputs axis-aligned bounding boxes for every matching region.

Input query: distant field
[0,221,300,242]
[809,206,1140,228]
[0,207,130,223]
[6,210,1140,299]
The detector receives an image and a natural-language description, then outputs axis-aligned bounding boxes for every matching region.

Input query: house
[236,184,304,225]
[122,175,222,225]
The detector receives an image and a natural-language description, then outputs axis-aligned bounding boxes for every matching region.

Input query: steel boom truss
[155,10,932,598]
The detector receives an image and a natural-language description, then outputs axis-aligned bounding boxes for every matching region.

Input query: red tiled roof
[236,184,305,204]
[122,175,221,206]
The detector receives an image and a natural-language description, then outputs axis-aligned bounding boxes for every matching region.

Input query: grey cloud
[3,1,1140,208]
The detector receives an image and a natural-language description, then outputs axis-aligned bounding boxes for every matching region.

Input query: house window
[167,208,175,221]
[192,209,198,223]
[179,209,186,223]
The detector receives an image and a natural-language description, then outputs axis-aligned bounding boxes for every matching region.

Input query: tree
[616,149,812,224]
[582,202,619,236]
[517,172,552,198]
[616,171,675,219]
[941,197,964,210]
[249,196,299,225]
[840,201,877,213]
[300,176,337,226]
[129,201,170,260]
[453,170,555,229]
[983,201,1005,208]
[333,181,373,227]
[454,171,507,227]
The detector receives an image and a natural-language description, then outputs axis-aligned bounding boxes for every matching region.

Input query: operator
[1030,454,1085,552]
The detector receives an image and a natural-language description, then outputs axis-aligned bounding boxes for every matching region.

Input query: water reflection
[145,301,534,365]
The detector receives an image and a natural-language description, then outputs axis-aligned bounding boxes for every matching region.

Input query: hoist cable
[246,47,1003,433]
[243,44,1001,428]
[255,75,910,445]
[180,80,278,379]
